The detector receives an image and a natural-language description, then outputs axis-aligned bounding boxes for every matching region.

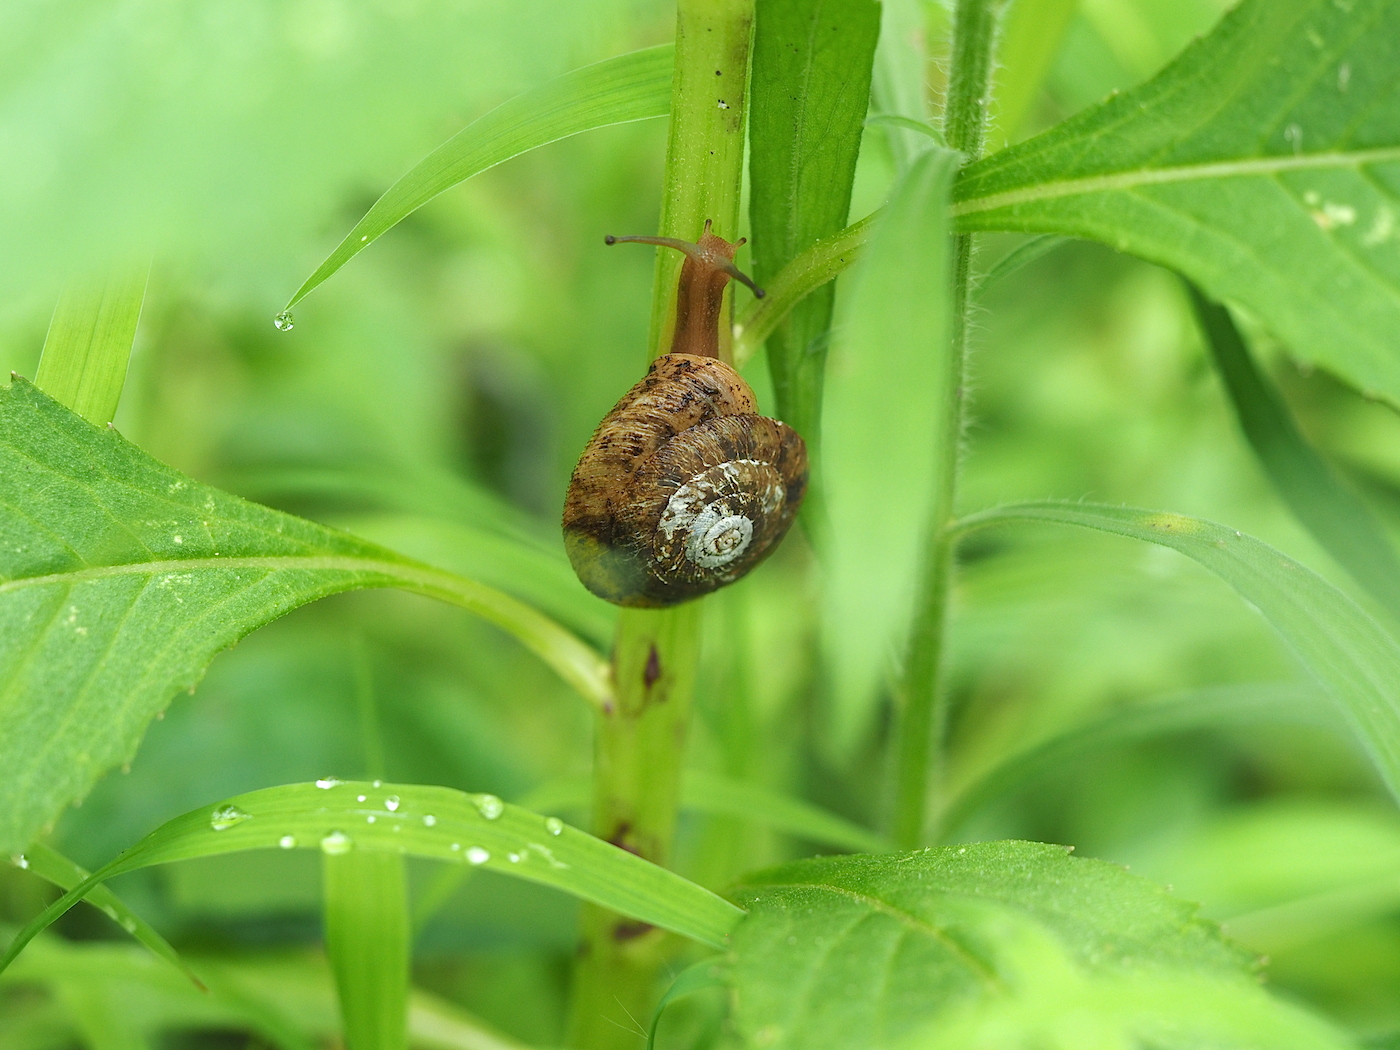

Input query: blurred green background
[6,0,1400,1044]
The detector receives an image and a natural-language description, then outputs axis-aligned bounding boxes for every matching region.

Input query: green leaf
[323,851,408,1050]
[0,378,608,854]
[748,0,881,441]
[953,0,1400,402]
[821,147,960,750]
[0,780,744,974]
[952,501,1400,803]
[729,844,1351,1050]
[11,843,203,992]
[1187,282,1400,622]
[284,44,674,312]
[34,266,147,427]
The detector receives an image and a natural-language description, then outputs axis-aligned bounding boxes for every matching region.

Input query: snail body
[563,225,808,607]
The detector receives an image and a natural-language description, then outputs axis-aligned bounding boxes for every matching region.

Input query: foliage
[4,0,1400,1048]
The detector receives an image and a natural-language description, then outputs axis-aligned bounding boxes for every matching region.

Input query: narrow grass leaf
[324,851,408,1050]
[683,772,889,853]
[2,940,519,1050]
[1187,283,1400,623]
[952,501,1400,803]
[822,147,960,751]
[748,0,881,442]
[729,844,1350,1050]
[939,683,1336,836]
[733,215,874,368]
[0,781,743,974]
[986,0,1078,148]
[34,266,147,426]
[978,234,1069,292]
[11,842,203,991]
[0,378,608,854]
[647,959,727,1050]
[285,45,673,312]
[953,0,1400,402]
[516,771,888,853]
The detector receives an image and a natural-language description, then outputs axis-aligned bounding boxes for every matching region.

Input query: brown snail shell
[563,353,808,607]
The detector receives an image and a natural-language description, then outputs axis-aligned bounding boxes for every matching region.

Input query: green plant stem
[568,3,752,1047]
[890,0,1006,850]
[324,849,409,1050]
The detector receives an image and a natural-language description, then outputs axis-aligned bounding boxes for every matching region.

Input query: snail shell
[563,353,807,607]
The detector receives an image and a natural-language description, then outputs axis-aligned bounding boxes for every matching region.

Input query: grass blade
[1187,282,1400,623]
[284,45,673,312]
[0,781,744,975]
[938,683,1336,836]
[324,851,408,1050]
[733,215,874,367]
[11,843,204,991]
[951,501,1400,804]
[822,147,960,752]
[682,773,889,854]
[748,0,881,441]
[34,266,148,426]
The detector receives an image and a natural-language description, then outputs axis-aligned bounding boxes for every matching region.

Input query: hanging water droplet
[11,853,29,869]
[476,794,504,820]
[423,814,437,827]
[466,846,490,865]
[385,794,400,812]
[315,777,342,790]
[545,817,564,836]
[279,835,297,849]
[320,831,353,855]
[273,310,295,332]
[210,804,251,831]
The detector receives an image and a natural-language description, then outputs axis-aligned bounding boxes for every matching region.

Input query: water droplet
[372,779,383,788]
[451,842,461,851]
[320,831,353,855]
[11,853,29,869]
[545,817,564,836]
[357,794,367,802]
[1235,530,1242,538]
[279,835,297,849]
[385,795,400,812]
[273,311,295,332]
[121,918,137,933]
[315,777,342,790]
[466,846,490,865]
[476,794,504,820]
[210,804,251,831]
[360,234,369,242]
[366,814,377,823]
[508,852,521,863]
[423,814,437,827]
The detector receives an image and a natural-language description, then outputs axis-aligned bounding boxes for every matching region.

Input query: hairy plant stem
[567,2,753,1046]
[890,0,1005,850]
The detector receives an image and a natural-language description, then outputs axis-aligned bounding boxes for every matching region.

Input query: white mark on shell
[656,459,783,572]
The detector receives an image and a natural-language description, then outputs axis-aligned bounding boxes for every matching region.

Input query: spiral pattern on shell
[562,354,808,607]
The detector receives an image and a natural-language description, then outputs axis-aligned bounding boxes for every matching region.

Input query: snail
[563,222,808,607]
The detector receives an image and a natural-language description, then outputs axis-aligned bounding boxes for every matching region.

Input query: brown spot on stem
[613,920,655,942]
[644,645,662,689]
